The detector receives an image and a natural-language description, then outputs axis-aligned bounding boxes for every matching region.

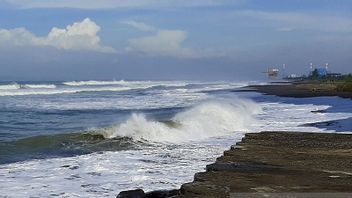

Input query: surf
[0,83,21,90]
[22,84,57,89]
[103,98,262,143]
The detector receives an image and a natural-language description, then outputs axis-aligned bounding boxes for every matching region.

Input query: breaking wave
[0,98,261,163]
[22,84,57,89]
[63,80,128,86]
[103,99,262,143]
[62,80,187,88]
[0,86,131,96]
[0,83,20,90]
[0,83,56,90]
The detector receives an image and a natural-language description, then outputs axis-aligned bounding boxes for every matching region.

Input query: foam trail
[0,86,131,96]
[103,99,261,143]
[0,83,20,90]
[23,84,57,89]
[63,80,128,86]
[63,80,187,88]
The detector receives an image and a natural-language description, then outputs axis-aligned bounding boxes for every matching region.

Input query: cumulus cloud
[128,30,195,57]
[123,21,196,58]
[0,18,115,53]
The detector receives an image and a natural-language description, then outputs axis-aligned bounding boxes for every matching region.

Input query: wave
[0,83,20,90]
[0,86,131,96]
[63,80,128,86]
[0,83,56,91]
[0,130,139,164]
[0,98,260,164]
[63,80,188,88]
[22,84,57,89]
[102,98,262,143]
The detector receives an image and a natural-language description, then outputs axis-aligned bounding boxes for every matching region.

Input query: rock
[116,189,145,198]
[206,161,283,172]
[117,132,352,198]
[117,189,180,198]
[145,189,179,198]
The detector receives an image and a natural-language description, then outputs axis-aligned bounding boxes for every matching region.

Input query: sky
[0,0,351,81]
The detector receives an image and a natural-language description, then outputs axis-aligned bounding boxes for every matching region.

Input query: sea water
[0,80,351,197]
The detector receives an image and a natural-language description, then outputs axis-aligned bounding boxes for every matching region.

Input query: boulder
[116,189,145,198]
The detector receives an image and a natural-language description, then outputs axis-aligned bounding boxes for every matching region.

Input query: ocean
[0,80,351,197]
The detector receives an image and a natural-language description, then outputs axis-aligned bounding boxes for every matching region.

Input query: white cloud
[124,21,196,58]
[121,21,157,32]
[0,18,115,53]
[3,0,238,9]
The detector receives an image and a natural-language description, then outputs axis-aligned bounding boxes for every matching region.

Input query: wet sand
[247,83,352,99]
[175,132,352,198]
[117,132,352,198]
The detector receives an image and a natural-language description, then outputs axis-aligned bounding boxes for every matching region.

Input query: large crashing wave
[102,99,262,143]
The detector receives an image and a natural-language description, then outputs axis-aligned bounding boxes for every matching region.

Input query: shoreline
[117,132,352,198]
[175,131,352,197]
[117,83,352,198]
[246,81,352,99]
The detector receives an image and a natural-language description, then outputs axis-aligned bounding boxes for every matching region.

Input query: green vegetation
[336,74,352,92]
[302,73,352,92]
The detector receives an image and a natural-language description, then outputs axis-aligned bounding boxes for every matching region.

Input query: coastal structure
[263,68,280,78]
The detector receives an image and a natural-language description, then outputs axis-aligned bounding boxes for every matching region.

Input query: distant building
[327,73,343,78]
[309,66,342,79]
[263,68,279,78]
[315,68,328,77]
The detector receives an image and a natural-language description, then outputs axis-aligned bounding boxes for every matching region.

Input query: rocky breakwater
[117,131,352,198]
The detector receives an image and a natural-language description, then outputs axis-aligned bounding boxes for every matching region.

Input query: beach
[118,131,352,198]
[0,80,351,197]
[3,1,352,197]
[247,81,352,99]
[116,82,352,198]
[176,131,352,198]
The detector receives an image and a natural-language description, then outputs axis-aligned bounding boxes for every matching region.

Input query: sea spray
[103,98,262,143]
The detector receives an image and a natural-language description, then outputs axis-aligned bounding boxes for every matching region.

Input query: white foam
[22,84,57,89]
[63,80,128,86]
[103,99,261,142]
[0,86,131,96]
[62,80,187,88]
[0,81,250,97]
[255,97,352,133]
[0,83,20,90]
[0,134,241,198]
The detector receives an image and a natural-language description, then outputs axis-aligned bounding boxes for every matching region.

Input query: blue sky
[0,0,351,81]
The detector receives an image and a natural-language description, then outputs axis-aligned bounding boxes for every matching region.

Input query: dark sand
[247,83,352,99]
[175,132,352,198]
